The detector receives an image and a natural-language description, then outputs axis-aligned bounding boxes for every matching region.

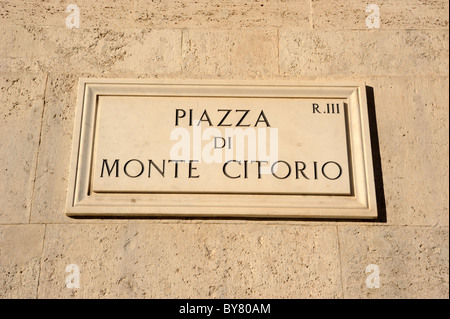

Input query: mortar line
[309,0,314,30]
[35,223,47,299]
[28,72,49,224]
[336,225,346,299]
[277,28,280,76]
[180,28,184,75]
[2,221,449,228]
[131,0,135,25]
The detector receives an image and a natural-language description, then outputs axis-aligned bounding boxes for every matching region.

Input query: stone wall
[0,0,448,298]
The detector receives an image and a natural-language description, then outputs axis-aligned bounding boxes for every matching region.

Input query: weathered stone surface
[113,29,182,76]
[0,225,45,298]
[0,1,133,29]
[0,26,36,58]
[280,30,449,76]
[0,25,183,76]
[133,0,310,29]
[182,29,278,78]
[73,0,133,29]
[367,76,449,227]
[29,74,77,224]
[32,27,182,76]
[38,223,342,298]
[339,225,449,298]
[0,73,46,223]
[0,1,64,27]
[311,0,449,30]
[0,26,41,72]
[0,0,312,29]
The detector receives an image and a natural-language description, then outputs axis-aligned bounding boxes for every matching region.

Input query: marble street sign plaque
[66,79,377,218]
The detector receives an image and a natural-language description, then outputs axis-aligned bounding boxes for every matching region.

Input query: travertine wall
[0,0,448,298]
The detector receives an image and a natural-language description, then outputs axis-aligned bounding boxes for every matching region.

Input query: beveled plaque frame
[66,79,377,219]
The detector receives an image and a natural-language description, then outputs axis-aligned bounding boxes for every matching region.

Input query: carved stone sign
[66,79,377,218]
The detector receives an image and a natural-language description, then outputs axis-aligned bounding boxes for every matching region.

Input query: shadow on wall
[365,86,387,223]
